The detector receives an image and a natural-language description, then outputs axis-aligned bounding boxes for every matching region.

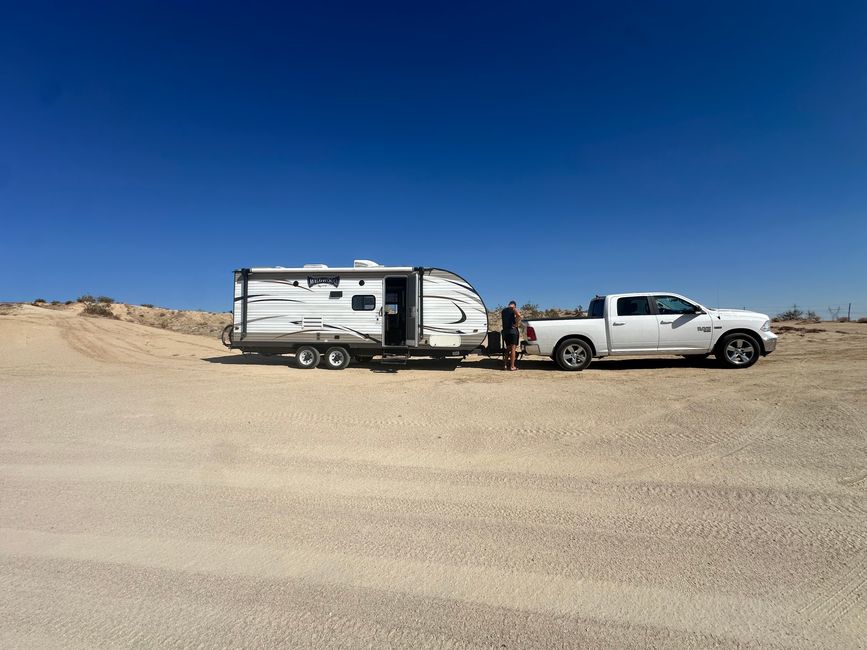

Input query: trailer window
[616,296,651,316]
[352,295,376,311]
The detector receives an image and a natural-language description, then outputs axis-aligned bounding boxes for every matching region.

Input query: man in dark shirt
[501,300,521,371]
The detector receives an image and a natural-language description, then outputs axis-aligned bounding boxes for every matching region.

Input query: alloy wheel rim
[563,344,586,367]
[725,339,755,365]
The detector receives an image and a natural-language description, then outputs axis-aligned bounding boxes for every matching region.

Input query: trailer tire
[221,324,233,348]
[323,346,351,370]
[554,338,593,371]
[295,346,321,369]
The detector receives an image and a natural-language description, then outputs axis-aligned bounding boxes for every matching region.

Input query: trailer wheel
[554,338,592,371]
[323,346,351,370]
[295,346,321,369]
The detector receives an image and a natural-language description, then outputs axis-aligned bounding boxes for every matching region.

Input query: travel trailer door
[405,271,419,347]
[382,273,419,348]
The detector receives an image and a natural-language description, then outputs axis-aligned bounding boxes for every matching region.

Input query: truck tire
[295,346,321,369]
[716,333,760,369]
[323,346,351,370]
[555,339,592,371]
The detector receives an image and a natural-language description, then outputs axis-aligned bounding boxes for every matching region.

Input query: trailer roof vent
[353,259,381,268]
[303,263,329,268]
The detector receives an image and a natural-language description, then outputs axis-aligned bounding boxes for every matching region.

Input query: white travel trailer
[223,260,489,368]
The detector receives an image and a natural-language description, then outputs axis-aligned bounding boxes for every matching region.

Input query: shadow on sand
[201,353,720,372]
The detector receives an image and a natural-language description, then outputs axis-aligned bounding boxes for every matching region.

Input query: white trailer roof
[247,266,414,273]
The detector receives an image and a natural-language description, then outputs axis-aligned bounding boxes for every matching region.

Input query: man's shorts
[503,328,519,346]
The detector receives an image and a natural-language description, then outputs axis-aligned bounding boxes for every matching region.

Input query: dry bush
[82,303,117,319]
[774,305,803,321]
[33,298,46,304]
[96,296,115,304]
[64,300,73,305]
[77,294,95,303]
[838,317,850,323]
[802,310,821,323]
[50,300,60,305]
[141,303,154,308]
[858,317,867,323]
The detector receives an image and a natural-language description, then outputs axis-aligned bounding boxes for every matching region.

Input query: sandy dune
[1,305,865,648]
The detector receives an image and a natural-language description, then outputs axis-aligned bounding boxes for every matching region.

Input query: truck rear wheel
[716,333,759,369]
[295,346,321,369]
[323,346,351,370]
[555,339,592,371]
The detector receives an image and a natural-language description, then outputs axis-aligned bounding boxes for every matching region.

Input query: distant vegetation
[773,305,820,323]
[96,296,115,304]
[77,294,95,303]
[33,298,46,304]
[82,302,117,318]
[489,303,586,328]
[141,303,154,308]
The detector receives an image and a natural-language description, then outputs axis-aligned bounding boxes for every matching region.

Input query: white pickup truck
[523,293,777,370]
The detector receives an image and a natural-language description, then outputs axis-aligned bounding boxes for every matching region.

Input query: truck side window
[616,296,651,316]
[654,295,695,314]
[351,295,376,311]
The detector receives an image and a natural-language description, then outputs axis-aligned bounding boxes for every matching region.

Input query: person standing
[501,301,521,371]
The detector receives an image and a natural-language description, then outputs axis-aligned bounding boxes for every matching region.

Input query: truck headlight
[761,320,771,332]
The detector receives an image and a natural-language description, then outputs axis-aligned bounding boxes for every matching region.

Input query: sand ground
[1,305,865,648]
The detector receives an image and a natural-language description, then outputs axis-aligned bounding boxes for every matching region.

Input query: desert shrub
[141,303,154,308]
[774,305,803,321]
[838,317,850,323]
[802,310,821,323]
[520,303,541,317]
[858,317,867,323]
[96,296,114,304]
[77,294,95,303]
[64,300,73,305]
[33,298,46,303]
[543,307,561,318]
[50,300,60,305]
[82,302,116,318]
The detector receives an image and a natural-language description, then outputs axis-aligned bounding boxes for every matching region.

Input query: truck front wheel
[716,333,760,369]
[555,339,592,371]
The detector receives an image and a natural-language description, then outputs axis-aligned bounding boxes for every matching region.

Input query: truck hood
[707,308,769,322]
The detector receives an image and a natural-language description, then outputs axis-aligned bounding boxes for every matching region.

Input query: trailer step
[381,348,409,365]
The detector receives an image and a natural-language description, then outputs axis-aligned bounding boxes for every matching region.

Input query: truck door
[608,296,659,353]
[653,295,713,352]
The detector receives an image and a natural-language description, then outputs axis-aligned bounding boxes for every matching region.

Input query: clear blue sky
[2,1,866,317]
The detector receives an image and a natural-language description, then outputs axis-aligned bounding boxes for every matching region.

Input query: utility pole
[848,302,852,321]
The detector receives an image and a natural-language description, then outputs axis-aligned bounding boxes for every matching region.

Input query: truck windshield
[588,298,604,319]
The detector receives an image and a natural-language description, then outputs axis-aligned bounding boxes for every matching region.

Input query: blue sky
[2,1,866,317]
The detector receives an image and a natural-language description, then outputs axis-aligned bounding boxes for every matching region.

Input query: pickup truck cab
[523,293,777,370]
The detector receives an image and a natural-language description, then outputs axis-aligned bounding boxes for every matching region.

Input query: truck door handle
[612,321,625,326]
[660,320,673,324]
